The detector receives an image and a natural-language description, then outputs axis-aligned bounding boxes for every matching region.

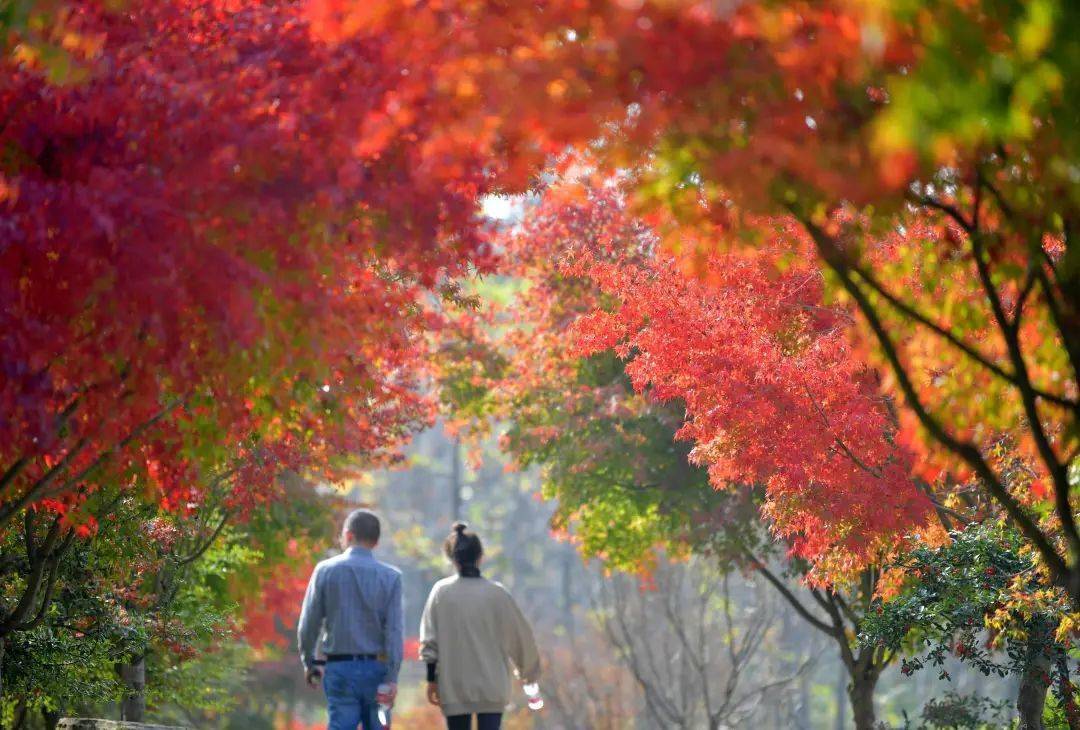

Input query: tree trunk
[834,662,847,730]
[1018,654,1050,730]
[11,700,26,730]
[119,654,147,722]
[847,663,880,730]
[1017,621,1053,730]
[42,710,60,730]
[449,438,462,522]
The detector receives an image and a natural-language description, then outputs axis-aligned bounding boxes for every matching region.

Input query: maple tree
[483,182,1080,725]
[1,469,337,721]
[493,185,933,578]
[1,0,1076,721]
[3,489,253,721]
[320,0,1079,608]
[0,0,483,525]
[0,0,512,693]
[437,186,934,728]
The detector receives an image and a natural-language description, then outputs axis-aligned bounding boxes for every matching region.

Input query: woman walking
[419,522,540,730]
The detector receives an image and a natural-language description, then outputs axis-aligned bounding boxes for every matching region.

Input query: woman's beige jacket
[419,574,540,717]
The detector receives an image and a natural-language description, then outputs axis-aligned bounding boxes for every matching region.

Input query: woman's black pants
[445,713,502,730]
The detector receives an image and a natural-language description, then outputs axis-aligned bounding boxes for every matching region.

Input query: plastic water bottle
[523,682,544,711]
[376,683,393,727]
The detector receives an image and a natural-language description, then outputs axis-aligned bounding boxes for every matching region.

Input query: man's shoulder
[313,552,349,573]
[316,552,400,575]
[375,559,403,578]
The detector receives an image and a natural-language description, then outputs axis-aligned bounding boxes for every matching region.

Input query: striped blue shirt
[297,546,404,682]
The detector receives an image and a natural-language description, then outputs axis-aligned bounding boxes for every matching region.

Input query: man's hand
[426,681,441,707]
[377,682,398,708]
[305,666,323,687]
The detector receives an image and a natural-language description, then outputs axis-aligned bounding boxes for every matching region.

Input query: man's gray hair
[344,508,381,545]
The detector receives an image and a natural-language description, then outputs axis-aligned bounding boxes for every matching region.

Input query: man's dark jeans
[323,659,388,730]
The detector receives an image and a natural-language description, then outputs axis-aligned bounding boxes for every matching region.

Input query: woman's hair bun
[444,522,483,568]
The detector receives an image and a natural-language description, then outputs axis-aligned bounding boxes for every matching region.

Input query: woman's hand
[426,681,441,707]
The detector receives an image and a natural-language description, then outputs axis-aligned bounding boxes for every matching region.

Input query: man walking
[298,509,404,729]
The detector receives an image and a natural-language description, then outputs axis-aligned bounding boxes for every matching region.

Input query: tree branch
[13,531,73,632]
[0,399,183,530]
[743,552,836,636]
[0,438,89,527]
[176,510,232,566]
[976,167,1080,413]
[819,590,857,672]
[828,588,863,629]
[0,457,29,496]
[847,260,1076,411]
[0,515,65,636]
[795,214,1070,591]
[969,230,1080,562]
[908,191,974,234]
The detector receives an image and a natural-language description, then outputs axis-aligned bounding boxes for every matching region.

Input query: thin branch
[0,457,30,495]
[908,192,974,233]
[914,477,956,532]
[660,568,712,719]
[829,589,863,629]
[969,230,1080,561]
[176,510,232,566]
[0,438,89,526]
[804,383,886,479]
[0,399,183,530]
[1012,265,1040,329]
[1034,262,1080,390]
[820,592,857,672]
[48,400,181,498]
[847,261,1076,411]
[976,168,1080,411]
[743,553,836,636]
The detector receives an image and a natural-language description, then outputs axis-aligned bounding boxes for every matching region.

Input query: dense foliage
[862,522,1080,728]
[862,524,1064,681]
[320,0,1080,604]
[3,0,1079,726]
[1,0,498,711]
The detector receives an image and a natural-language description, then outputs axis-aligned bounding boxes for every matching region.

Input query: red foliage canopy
[0,0,499,524]
[511,186,932,575]
[306,0,916,209]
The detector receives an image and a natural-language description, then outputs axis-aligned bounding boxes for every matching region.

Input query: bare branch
[743,552,836,636]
